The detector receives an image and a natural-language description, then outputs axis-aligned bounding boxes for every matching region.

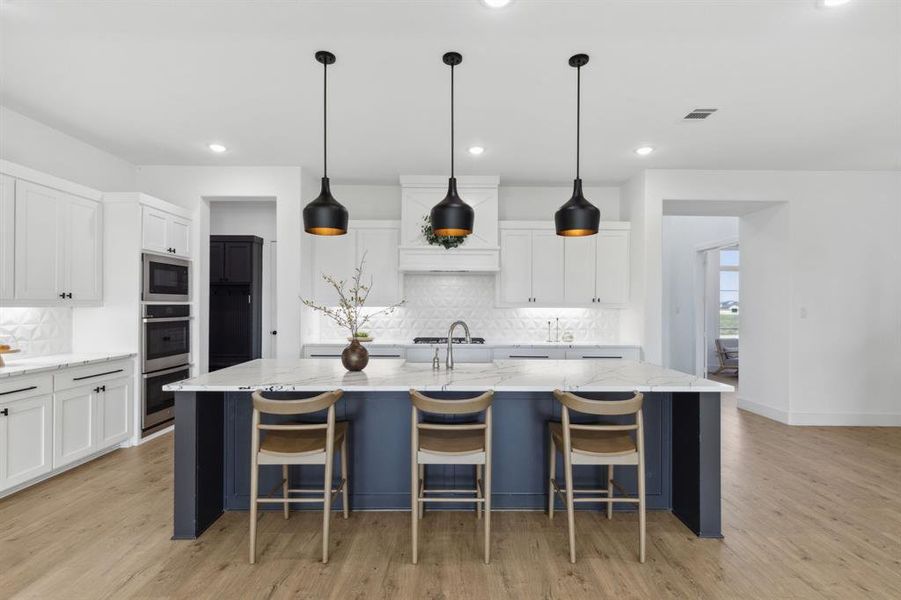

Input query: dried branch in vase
[301,252,405,338]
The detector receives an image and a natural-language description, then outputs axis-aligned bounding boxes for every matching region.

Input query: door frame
[693,237,739,378]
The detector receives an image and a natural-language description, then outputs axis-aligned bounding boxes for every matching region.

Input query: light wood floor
[2,380,900,599]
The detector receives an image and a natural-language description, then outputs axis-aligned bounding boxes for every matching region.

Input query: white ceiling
[2,0,899,185]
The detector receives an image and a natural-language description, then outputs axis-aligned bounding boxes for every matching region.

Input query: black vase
[342,339,369,372]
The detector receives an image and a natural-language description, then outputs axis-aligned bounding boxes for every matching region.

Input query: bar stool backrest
[409,389,494,416]
[553,390,643,417]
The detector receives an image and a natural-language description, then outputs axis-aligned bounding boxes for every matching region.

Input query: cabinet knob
[271,330,278,335]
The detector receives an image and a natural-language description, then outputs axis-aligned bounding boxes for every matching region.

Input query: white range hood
[399,175,500,272]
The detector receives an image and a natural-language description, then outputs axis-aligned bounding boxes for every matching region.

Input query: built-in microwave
[143,253,191,302]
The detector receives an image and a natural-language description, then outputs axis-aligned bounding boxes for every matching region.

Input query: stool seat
[261,422,347,456]
[549,422,636,456]
[419,427,485,455]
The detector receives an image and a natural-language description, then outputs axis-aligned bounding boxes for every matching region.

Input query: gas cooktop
[413,337,486,345]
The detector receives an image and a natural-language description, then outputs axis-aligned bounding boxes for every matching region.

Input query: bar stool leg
[341,437,349,519]
[418,464,425,519]
[607,464,614,520]
[476,464,483,520]
[282,465,290,520]
[638,451,646,563]
[411,458,419,564]
[249,461,259,564]
[548,432,556,519]
[564,450,576,563]
[322,450,334,563]
[484,459,491,564]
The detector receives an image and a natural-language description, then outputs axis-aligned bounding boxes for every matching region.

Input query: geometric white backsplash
[317,274,621,344]
[0,307,73,357]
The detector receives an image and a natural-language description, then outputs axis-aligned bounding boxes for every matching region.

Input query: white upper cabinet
[356,226,401,307]
[563,235,596,305]
[63,196,103,303]
[13,180,102,305]
[310,221,402,307]
[530,231,565,305]
[0,174,15,301]
[142,206,191,258]
[500,222,630,308]
[499,230,533,305]
[14,181,63,301]
[594,230,630,305]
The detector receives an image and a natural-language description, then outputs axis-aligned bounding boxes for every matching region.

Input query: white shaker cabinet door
[142,206,169,254]
[563,235,597,305]
[356,227,401,306]
[499,229,533,305]
[0,394,53,492]
[64,196,103,303]
[14,181,64,301]
[594,230,630,306]
[0,174,14,301]
[53,386,96,468]
[530,231,565,305]
[168,215,192,258]
[97,377,131,448]
[310,233,355,306]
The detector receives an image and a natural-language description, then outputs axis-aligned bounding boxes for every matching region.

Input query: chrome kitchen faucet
[446,320,471,369]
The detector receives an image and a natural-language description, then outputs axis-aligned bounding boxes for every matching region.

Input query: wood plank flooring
[2,381,900,599]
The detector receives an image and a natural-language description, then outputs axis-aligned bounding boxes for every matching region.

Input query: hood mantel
[399,175,500,272]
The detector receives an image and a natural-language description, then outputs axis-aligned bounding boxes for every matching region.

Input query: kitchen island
[167,359,732,540]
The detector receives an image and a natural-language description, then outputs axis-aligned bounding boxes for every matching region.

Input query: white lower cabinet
[53,386,96,468]
[0,360,134,495]
[0,394,53,491]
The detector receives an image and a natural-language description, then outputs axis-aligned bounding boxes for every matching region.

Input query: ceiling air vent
[683,108,718,120]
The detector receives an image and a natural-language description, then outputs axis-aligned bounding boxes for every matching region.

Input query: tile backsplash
[0,307,73,357]
[317,274,621,343]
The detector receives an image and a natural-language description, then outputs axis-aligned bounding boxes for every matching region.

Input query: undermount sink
[403,346,493,364]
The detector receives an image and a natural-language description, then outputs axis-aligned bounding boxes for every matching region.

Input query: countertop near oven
[0,353,137,379]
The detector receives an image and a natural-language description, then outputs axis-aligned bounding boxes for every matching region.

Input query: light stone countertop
[0,353,137,379]
[165,358,733,393]
[306,341,640,349]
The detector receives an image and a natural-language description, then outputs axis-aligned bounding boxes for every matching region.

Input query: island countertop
[165,358,733,393]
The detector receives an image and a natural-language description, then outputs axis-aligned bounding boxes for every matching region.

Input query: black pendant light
[555,53,600,237]
[430,51,474,237]
[303,50,348,236]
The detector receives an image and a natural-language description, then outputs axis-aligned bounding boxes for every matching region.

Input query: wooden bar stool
[249,389,349,564]
[548,390,646,563]
[409,389,494,564]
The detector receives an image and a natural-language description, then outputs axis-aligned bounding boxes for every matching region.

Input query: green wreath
[421,214,466,249]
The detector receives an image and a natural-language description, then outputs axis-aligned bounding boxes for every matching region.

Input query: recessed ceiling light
[481,0,513,8]
[817,0,851,7]
[208,143,227,153]
[635,146,654,156]
[468,146,485,156]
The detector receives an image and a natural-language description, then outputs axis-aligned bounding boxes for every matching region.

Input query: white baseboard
[737,397,790,424]
[738,396,901,426]
[787,412,901,427]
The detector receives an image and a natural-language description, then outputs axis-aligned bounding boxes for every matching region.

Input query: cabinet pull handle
[59,292,66,299]
[0,408,8,416]
[67,292,73,299]
[73,368,124,381]
[0,385,38,396]
[509,355,549,359]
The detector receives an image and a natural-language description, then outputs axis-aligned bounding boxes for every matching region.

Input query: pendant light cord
[450,63,455,179]
[323,60,328,178]
[576,64,581,180]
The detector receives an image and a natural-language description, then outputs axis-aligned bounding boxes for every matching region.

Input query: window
[719,248,739,338]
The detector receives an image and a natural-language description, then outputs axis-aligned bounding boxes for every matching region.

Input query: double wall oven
[141,251,192,433]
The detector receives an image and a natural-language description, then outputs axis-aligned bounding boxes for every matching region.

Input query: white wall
[0,106,136,191]
[634,170,901,425]
[135,166,306,368]
[661,216,739,374]
[210,201,277,358]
